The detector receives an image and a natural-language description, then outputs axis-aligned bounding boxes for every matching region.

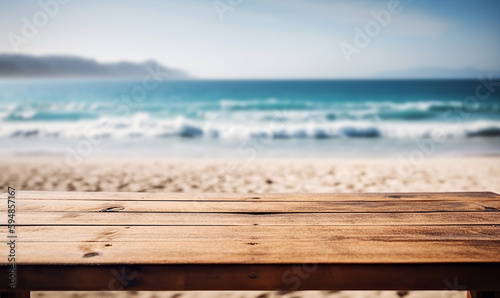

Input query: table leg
[468,291,500,298]
[0,292,30,298]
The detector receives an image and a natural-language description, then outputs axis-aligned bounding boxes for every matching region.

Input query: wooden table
[1,191,500,298]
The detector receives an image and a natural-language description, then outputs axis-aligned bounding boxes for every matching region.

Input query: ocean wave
[1,99,499,123]
[467,127,500,137]
[367,101,462,111]
[2,114,500,140]
[219,98,315,111]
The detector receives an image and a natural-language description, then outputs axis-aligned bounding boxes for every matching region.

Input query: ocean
[1,79,500,158]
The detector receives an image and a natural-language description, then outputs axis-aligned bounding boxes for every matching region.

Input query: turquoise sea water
[1,79,499,157]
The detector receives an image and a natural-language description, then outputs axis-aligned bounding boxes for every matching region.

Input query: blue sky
[0,0,499,78]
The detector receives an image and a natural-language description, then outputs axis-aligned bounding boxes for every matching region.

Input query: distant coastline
[0,54,188,79]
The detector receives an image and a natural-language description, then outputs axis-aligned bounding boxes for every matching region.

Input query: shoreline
[3,154,500,161]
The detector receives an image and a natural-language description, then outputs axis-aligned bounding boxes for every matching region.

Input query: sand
[2,156,499,298]
[2,156,499,194]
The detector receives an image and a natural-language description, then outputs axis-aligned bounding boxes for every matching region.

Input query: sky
[0,0,500,79]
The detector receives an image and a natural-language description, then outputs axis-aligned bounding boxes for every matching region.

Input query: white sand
[2,156,499,193]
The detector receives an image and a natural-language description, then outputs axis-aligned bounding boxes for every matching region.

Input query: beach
[3,156,499,194]
[2,156,498,298]
[2,1,500,296]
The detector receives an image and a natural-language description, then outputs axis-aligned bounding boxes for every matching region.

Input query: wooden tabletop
[1,191,499,291]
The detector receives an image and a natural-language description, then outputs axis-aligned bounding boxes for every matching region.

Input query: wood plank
[0,190,498,291]
[1,263,499,291]
[1,240,499,264]
[2,199,499,213]
[3,225,500,242]
[468,291,500,298]
[3,211,499,226]
[5,191,499,201]
[0,291,30,298]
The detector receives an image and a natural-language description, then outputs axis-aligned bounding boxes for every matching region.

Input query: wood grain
[2,211,499,226]
[7,191,499,201]
[2,240,500,264]
[0,191,499,291]
[2,199,500,213]
[4,225,500,242]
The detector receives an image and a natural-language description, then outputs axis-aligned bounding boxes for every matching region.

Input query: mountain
[0,54,188,78]
[378,67,500,79]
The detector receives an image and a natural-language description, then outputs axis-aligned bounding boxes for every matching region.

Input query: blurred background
[1,0,500,160]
